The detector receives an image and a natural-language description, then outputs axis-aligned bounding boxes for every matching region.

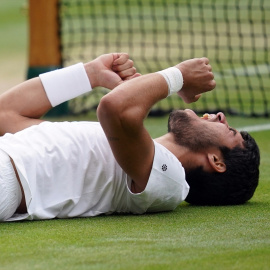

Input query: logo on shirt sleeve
[162,164,167,171]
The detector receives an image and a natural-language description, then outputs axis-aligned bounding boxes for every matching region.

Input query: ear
[207,153,226,173]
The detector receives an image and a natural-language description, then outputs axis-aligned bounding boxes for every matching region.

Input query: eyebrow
[229,127,237,136]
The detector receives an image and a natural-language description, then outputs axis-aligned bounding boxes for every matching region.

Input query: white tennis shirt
[0,121,189,221]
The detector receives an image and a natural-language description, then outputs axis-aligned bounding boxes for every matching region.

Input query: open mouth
[201,113,212,120]
[201,113,222,122]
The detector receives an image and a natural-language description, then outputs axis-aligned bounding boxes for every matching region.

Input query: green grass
[0,1,27,55]
[0,204,269,270]
[1,1,270,269]
[0,0,27,93]
[2,112,270,268]
[0,125,269,270]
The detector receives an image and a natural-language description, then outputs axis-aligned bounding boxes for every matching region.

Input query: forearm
[97,58,215,192]
[98,56,216,148]
[98,73,168,135]
[96,72,168,190]
[0,53,136,120]
[0,53,137,135]
[0,63,93,135]
[98,57,215,129]
[0,63,92,115]
[0,78,51,119]
[0,78,51,135]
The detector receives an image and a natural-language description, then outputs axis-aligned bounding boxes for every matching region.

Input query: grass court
[0,1,269,269]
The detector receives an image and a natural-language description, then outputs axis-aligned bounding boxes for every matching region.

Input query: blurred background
[1,0,269,119]
[0,1,27,94]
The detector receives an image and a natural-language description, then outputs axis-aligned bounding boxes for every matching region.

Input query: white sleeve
[39,63,92,107]
[126,141,190,214]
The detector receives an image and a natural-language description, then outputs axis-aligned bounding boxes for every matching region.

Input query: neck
[155,133,215,173]
[154,133,190,166]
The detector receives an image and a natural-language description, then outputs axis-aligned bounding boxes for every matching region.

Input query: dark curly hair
[185,131,260,205]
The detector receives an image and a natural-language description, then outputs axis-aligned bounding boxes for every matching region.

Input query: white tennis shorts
[0,149,22,221]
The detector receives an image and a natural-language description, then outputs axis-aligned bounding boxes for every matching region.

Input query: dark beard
[168,110,218,152]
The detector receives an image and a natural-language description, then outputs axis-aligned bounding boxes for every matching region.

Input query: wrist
[156,67,184,96]
[39,63,92,107]
[83,61,99,88]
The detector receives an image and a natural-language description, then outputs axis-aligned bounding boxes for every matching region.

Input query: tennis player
[0,53,260,221]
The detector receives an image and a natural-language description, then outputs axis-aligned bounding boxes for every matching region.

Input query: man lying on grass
[0,53,260,221]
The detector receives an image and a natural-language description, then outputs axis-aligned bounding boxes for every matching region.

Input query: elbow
[0,110,15,136]
[97,91,141,132]
[97,93,122,124]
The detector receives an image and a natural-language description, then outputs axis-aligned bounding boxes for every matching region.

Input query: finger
[112,59,134,72]
[201,57,209,65]
[117,73,141,86]
[113,53,129,65]
[124,73,142,81]
[117,67,137,79]
[208,79,216,90]
[185,94,201,104]
[193,94,202,102]
[209,71,214,80]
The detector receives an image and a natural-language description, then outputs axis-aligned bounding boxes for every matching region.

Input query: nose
[217,112,229,127]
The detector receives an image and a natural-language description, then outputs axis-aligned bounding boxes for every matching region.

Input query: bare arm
[0,53,138,135]
[97,57,216,193]
[0,78,50,135]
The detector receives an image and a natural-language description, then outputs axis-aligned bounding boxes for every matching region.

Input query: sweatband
[0,149,22,222]
[157,67,184,96]
[39,63,92,107]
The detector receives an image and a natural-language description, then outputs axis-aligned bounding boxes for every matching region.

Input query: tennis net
[59,0,270,117]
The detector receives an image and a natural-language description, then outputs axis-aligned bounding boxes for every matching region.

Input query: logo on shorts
[162,164,167,171]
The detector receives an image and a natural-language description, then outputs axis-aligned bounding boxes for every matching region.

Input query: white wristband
[39,63,92,107]
[157,67,184,96]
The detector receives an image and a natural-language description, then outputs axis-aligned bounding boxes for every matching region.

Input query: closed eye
[229,127,237,136]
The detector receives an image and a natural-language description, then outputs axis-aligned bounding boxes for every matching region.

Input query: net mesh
[59,0,270,117]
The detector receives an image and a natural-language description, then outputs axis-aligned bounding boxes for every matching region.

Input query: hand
[85,53,140,89]
[176,57,216,103]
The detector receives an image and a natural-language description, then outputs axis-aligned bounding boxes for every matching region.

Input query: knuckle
[208,72,214,80]
[127,60,134,68]
[197,58,204,64]
[128,67,136,75]
[209,80,216,89]
[122,53,129,58]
